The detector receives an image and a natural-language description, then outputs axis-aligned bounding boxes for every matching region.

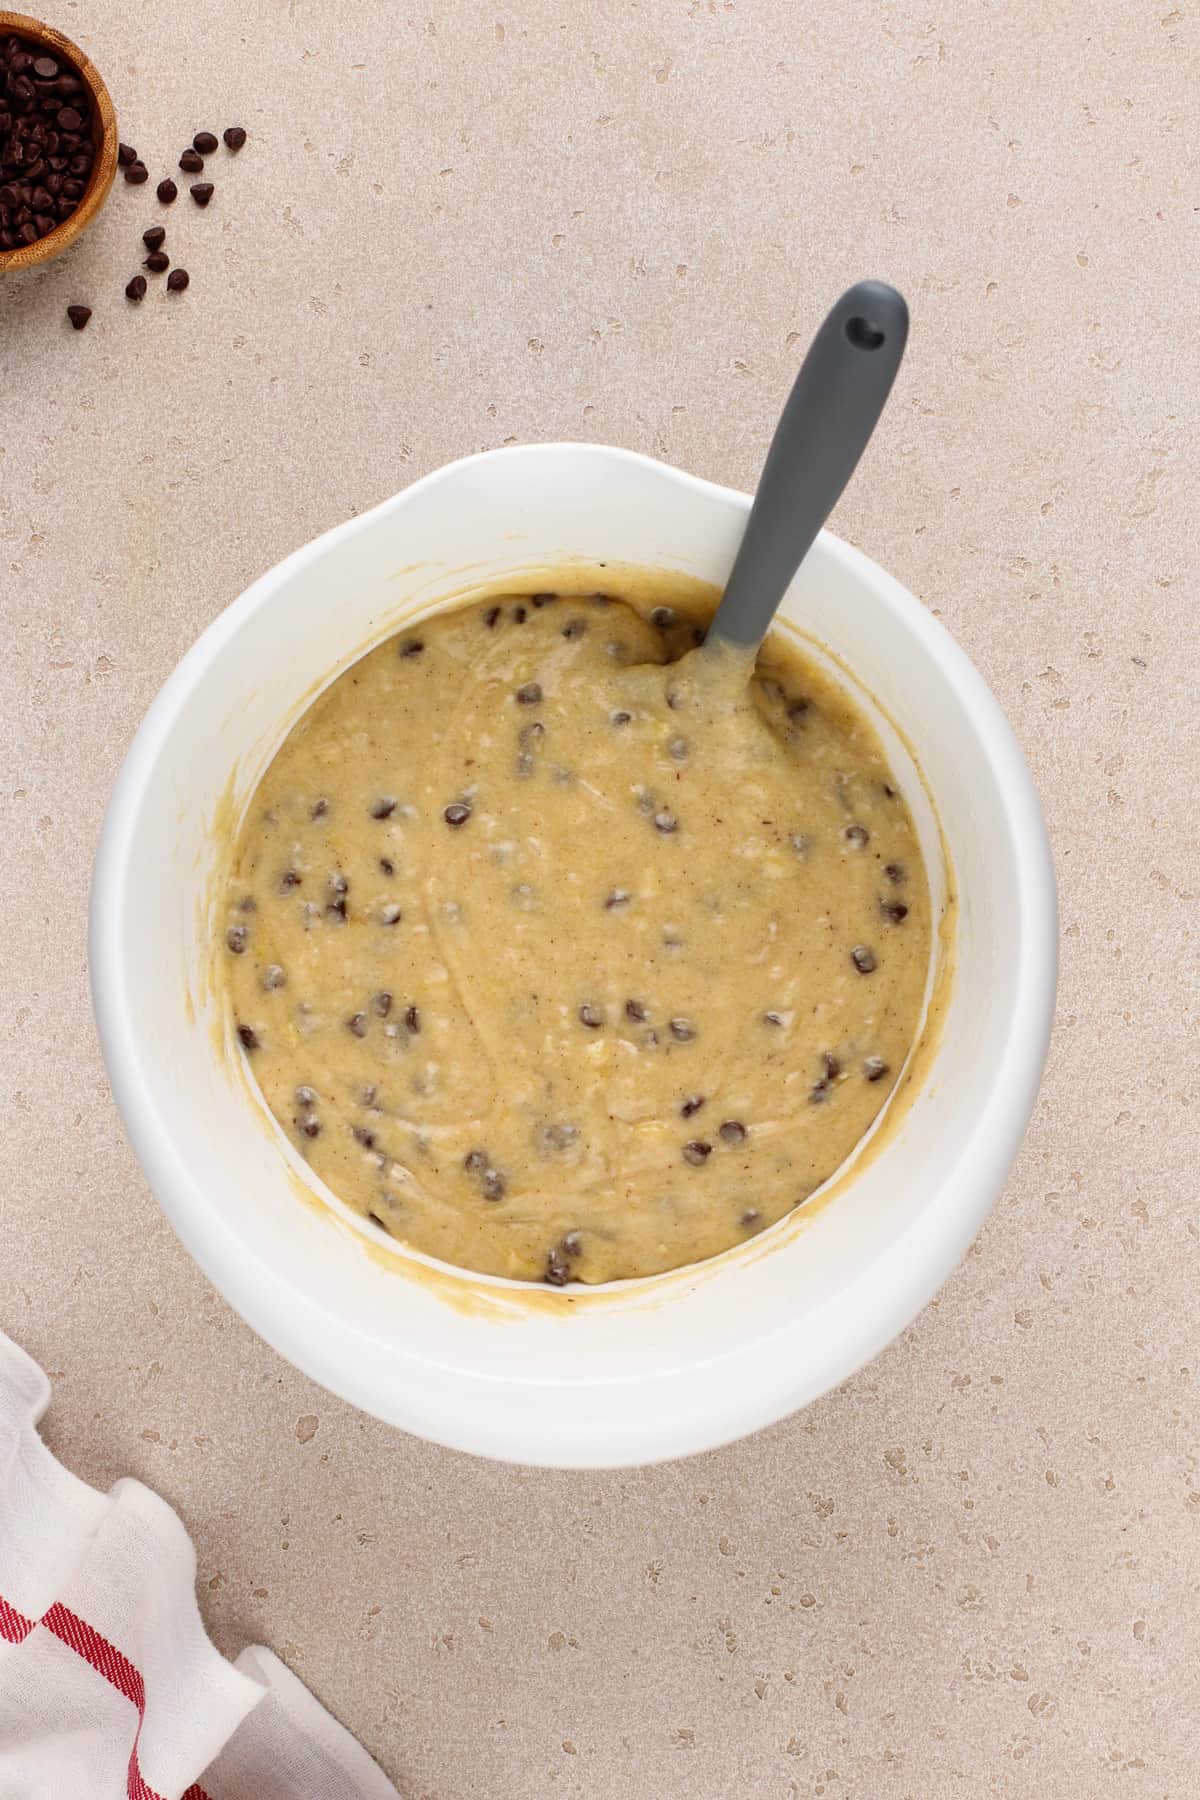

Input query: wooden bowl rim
[0,10,118,273]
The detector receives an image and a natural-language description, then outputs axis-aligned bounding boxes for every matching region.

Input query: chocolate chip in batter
[347,1011,368,1037]
[561,617,587,640]
[538,1121,579,1154]
[236,1024,259,1051]
[531,591,556,606]
[225,923,248,953]
[863,1055,890,1082]
[444,802,471,827]
[669,1016,696,1042]
[653,809,678,834]
[484,606,501,628]
[515,753,534,779]
[667,736,688,761]
[515,682,543,705]
[297,1113,320,1138]
[823,1052,841,1080]
[625,998,648,1022]
[880,899,909,924]
[463,1150,487,1174]
[295,1085,318,1106]
[604,888,631,910]
[787,697,811,723]
[851,945,877,974]
[739,1208,763,1231]
[370,796,397,819]
[482,1168,506,1202]
[512,605,527,623]
[311,798,329,820]
[884,861,906,885]
[579,1002,604,1028]
[719,1119,747,1144]
[398,637,424,658]
[650,606,675,628]
[373,991,392,1017]
[261,964,286,990]
[379,858,395,876]
[610,710,632,728]
[352,1125,377,1149]
[680,1094,705,1117]
[380,902,403,925]
[682,1140,712,1166]
[545,1232,582,1285]
[405,1005,421,1033]
[278,869,302,892]
[518,721,545,745]
[843,824,869,849]
[809,1077,832,1104]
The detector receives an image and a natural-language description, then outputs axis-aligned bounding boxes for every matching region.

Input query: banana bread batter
[222,589,930,1285]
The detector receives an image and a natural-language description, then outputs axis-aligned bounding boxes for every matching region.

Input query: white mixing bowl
[89,445,1057,1468]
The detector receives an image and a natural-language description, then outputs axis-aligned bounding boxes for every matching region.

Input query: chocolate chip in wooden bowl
[143,251,169,273]
[125,162,149,185]
[850,944,877,974]
[118,142,138,167]
[157,178,178,204]
[223,125,247,151]
[166,268,189,291]
[190,182,214,208]
[193,130,219,155]
[143,225,166,250]
[863,1055,890,1082]
[125,275,147,303]
[179,147,204,173]
[66,304,91,330]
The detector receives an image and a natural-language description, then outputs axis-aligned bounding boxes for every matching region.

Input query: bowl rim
[89,442,1059,1466]
[0,11,118,274]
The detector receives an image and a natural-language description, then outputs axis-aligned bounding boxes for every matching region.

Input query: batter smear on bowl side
[221,590,931,1284]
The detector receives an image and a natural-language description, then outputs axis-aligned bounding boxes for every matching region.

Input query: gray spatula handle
[707,280,909,650]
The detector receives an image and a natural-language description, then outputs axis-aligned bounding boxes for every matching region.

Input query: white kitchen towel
[0,1329,400,1800]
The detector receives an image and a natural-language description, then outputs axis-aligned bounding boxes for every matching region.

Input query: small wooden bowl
[0,11,118,274]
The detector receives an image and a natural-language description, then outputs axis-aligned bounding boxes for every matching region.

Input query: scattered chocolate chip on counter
[189,181,213,208]
[143,250,168,271]
[156,177,177,204]
[166,267,189,291]
[66,303,91,329]
[223,125,246,151]
[124,274,147,302]
[192,130,218,154]
[142,224,165,249]
[118,142,137,167]
[179,146,203,173]
[124,161,149,185]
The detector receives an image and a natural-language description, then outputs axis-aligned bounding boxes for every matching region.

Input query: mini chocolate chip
[851,945,877,974]
[142,225,166,249]
[143,250,169,272]
[156,178,177,204]
[719,1119,747,1144]
[665,686,683,710]
[884,861,906,885]
[295,1085,318,1106]
[680,1094,705,1118]
[193,130,219,154]
[298,1113,320,1138]
[179,147,204,172]
[516,681,543,705]
[373,991,393,1017]
[545,1250,571,1287]
[311,797,329,819]
[579,1002,604,1028]
[125,275,147,302]
[66,304,91,330]
[347,1012,368,1037]
[190,181,214,207]
[563,1230,583,1256]
[278,869,301,892]
[261,964,286,990]
[482,1168,506,1202]
[881,899,909,923]
[380,902,403,925]
[124,162,149,185]
[882,782,897,798]
[605,888,631,910]
[225,923,247,953]
[223,125,247,151]
[843,824,870,848]
[399,637,424,657]
[863,1056,890,1083]
[823,1052,841,1080]
[370,796,397,819]
[610,709,632,727]
[483,605,501,628]
[379,857,395,875]
[682,1140,712,1166]
[511,604,528,624]
[669,1016,695,1042]
[653,810,678,834]
[809,1079,831,1104]
[667,736,688,761]
[236,1023,259,1051]
[352,1124,377,1149]
[625,999,647,1022]
[763,1011,785,1027]
[530,591,556,605]
[444,802,471,826]
[328,870,348,896]
[787,697,811,722]
[650,606,675,627]
[739,1208,762,1229]
[463,1150,488,1174]
[166,267,189,291]
[405,1005,421,1033]
[518,721,545,746]
[561,617,586,639]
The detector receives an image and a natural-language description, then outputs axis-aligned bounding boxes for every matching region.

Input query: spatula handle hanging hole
[845,315,886,350]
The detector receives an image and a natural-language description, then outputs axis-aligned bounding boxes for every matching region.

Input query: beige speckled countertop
[2,2,1196,1794]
